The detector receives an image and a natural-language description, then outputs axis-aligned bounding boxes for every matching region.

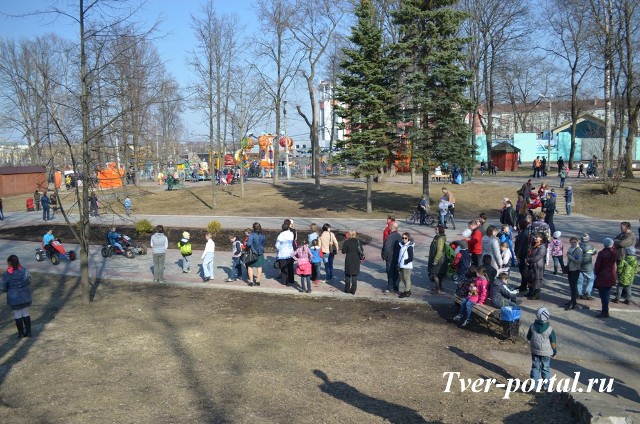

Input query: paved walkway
[1,189,639,422]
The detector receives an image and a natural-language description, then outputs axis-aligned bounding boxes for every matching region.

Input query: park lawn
[2,174,639,221]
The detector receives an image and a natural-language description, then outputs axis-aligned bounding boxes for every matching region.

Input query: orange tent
[98,163,124,188]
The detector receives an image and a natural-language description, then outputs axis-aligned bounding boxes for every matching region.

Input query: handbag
[330,245,338,256]
[357,241,366,262]
[243,248,259,265]
[524,265,536,283]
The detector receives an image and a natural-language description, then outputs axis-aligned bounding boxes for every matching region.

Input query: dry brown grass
[0,276,575,423]
[2,174,639,221]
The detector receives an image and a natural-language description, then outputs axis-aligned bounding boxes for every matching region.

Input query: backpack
[178,241,192,256]
[444,242,456,267]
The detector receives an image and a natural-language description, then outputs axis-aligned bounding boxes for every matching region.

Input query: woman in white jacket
[397,232,415,298]
[201,232,215,281]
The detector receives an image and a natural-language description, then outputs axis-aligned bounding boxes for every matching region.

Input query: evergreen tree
[392,0,474,198]
[334,0,396,213]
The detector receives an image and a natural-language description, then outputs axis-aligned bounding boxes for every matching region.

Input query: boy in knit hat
[177,232,192,273]
[527,307,557,390]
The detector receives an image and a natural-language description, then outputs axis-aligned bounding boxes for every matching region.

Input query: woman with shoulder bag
[319,223,339,283]
[246,222,266,286]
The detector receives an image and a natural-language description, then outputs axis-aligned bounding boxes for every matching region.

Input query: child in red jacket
[454,267,489,327]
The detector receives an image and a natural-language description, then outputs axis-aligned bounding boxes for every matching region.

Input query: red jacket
[383,224,391,243]
[594,248,617,288]
[468,228,483,254]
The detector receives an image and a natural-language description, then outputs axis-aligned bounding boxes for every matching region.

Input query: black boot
[22,316,31,338]
[527,289,540,300]
[15,319,24,339]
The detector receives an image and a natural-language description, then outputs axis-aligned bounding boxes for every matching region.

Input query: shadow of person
[313,370,434,424]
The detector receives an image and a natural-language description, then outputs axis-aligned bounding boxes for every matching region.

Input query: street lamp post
[539,94,552,172]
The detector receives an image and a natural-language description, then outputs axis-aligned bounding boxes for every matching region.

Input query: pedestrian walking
[150,225,168,283]
[124,197,132,216]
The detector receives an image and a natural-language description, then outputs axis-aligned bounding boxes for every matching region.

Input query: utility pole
[284,100,290,180]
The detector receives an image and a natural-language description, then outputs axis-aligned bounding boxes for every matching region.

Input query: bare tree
[188,1,242,208]
[291,0,347,189]
[228,67,271,198]
[460,0,530,158]
[615,0,640,178]
[542,0,594,169]
[253,0,301,185]
[496,53,556,135]
[588,0,616,175]
[0,36,68,164]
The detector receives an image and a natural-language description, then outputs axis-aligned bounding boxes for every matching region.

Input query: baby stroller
[26,198,35,211]
[35,239,77,265]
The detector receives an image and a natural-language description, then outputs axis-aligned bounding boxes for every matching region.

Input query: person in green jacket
[613,246,637,304]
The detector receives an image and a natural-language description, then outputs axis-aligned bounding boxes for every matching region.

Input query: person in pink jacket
[453,267,489,327]
[292,239,313,293]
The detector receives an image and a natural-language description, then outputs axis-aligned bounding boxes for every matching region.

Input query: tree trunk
[79,0,91,304]
[422,167,430,200]
[366,175,372,213]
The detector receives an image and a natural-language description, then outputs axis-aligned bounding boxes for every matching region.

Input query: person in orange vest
[533,156,541,178]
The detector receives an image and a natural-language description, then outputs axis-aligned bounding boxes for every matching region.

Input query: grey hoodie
[151,232,168,254]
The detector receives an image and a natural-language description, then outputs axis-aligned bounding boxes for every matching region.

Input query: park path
[0,175,639,422]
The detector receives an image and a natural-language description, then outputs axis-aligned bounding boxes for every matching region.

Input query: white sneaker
[453,314,462,322]
[461,319,471,327]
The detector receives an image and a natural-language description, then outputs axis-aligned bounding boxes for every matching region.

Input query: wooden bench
[454,295,500,324]
[431,173,451,183]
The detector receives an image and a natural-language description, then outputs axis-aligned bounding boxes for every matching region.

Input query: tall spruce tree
[334,0,396,213]
[392,0,474,199]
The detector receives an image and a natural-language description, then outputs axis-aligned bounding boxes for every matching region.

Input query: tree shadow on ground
[552,358,640,405]
[312,369,436,424]
[446,346,517,382]
[0,272,80,387]
[274,182,416,214]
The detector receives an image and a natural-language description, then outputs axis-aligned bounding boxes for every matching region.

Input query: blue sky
[0,0,310,142]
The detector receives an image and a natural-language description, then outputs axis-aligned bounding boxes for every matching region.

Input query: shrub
[207,220,222,235]
[135,219,154,235]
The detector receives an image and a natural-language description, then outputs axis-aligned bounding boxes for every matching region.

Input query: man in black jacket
[381,222,401,293]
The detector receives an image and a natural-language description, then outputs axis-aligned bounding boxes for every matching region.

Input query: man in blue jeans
[381,222,401,293]
[577,233,596,299]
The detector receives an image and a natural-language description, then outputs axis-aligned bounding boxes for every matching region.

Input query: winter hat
[625,246,636,255]
[457,240,468,250]
[462,229,472,238]
[580,233,590,243]
[603,238,614,248]
[536,307,550,322]
[552,231,561,239]
[567,186,572,190]
[182,231,190,239]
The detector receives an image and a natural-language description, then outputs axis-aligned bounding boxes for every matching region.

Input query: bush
[207,220,222,235]
[135,219,154,235]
